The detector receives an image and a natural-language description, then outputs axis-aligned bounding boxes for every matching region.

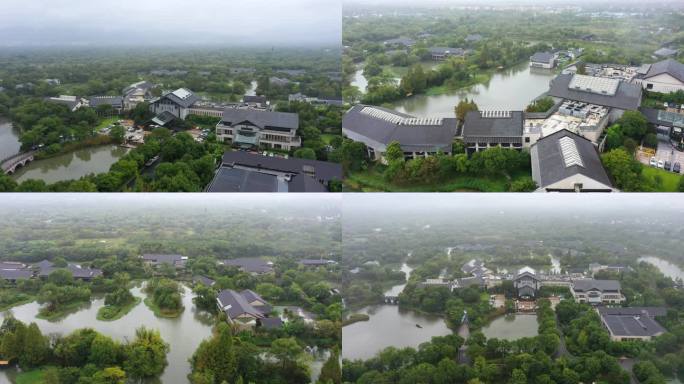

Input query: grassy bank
[344,165,530,192]
[15,367,54,384]
[143,297,184,318]
[642,167,681,192]
[0,293,35,312]
[342,313,370,327]
[36,300,91,321]
[96,297,142,321]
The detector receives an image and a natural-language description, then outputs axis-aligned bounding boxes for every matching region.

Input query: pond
[482,314,539,341]
[638,256,684,282]
[390,61,556,118]
[0,284,214,384]
[11,145,129,184]
[0,118,22,160]
[342,262,451,360]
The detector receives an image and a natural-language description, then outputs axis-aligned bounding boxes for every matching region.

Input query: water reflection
[12,145,128,184]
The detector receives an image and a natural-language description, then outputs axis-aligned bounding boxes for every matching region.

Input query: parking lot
[636,140,684,174]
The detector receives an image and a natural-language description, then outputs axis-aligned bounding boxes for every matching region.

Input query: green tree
[293,147,317,160]
[384,141,404,163]
[110,125,125,144]
[124,327,169,379]
[601,148,642,191]
[618,111,648,139]
[0,174,17,192]
[318,348,341,384]
[455,98,478,125]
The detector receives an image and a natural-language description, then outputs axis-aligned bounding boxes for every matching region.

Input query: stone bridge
[1,151,37,175]
[383,295,399,304]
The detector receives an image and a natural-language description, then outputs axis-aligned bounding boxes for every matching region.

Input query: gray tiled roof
[531,129,613,190]
[222,257,274,274]
[599,307,666,337]
[343,104,458,152]
[241,289,267,305]
[221,109,298,130]
[547,74,642,111]
[141,254,185,265]
[259,317,283,329]
[531,52,555,63]
[299,259,335,266]
[430,47,465,56]
[0,262,27,270]
[216,289,266,319]
[0,269,33,280]
[572,279,621,292]
[207,167,280,193]
[221,152,342,184]
[193,275,216,287]
[243,95,267,104]
[89,96,123,109]
[598,307,667,318]
[462,111,524,141]
[160,88,200,108]
[643,59,684,83]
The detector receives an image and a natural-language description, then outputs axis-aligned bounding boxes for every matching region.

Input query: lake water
[11,145,128,184]
[482,314,539,341]
[390,62,556,118]
[638,256,684,282]
[0,285,214,384]
[342,262,451,360]
[0,118,22,160]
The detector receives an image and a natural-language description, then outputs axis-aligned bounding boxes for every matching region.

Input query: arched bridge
[384,295,399,304]
[1,151,37,175]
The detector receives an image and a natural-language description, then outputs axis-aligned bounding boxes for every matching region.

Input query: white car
[650,157,658,167]
[657,160,664,168]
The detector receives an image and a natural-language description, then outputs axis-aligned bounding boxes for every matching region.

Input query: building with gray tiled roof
[215,109,301,151]
[216,289,271,327]
[342,104,459,162]
[571,279,625,304]
[597,307,667,341]
[531,129,615,192]
[462,110,524,154]
[530,52,556,69]
[635,59,684,94]
[547,74,642,113]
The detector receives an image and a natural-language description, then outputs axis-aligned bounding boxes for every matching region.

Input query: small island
[143,278,185,318]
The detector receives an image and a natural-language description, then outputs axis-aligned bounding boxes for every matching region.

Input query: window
[647,83,653,90]
[525,137,530,143]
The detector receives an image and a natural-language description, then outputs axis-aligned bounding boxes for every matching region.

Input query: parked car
[650,156,658,167]
[674,162,681,173]
[664,160,671,171]
[657,160,664,168]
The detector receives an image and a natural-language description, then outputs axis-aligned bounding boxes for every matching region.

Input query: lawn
[15,368,53,384]
[344,165,531,192]
[321,133,340,145]
[642,167,682,192]
[95,117,120,130]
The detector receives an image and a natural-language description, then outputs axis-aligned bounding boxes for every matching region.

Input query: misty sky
[343,193,684,217]
[0,0,341,47]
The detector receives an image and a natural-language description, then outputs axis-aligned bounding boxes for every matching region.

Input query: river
[0,284,330,383]
[11,145,128,184]
[0,118,22,160]
[638,256,684,282]
[342,262,451,360]
[390,62,556,118]
[0,284,212,384]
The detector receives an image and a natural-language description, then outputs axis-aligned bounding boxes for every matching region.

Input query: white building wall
[638,73,684,94]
